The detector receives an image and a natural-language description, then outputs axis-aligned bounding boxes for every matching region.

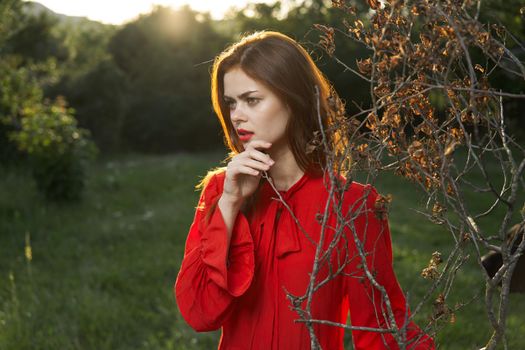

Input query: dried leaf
[305,143,317,155]
[432,202,442,215]
[421,251,442,280]
[420,34,432,49]
[474,63,484,73]
[374,193,392,220]
[356,58,372,75]
[367,0,381,10]
[444,141,459,157]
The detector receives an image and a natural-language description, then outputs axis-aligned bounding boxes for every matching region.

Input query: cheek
[266,104,290,130]
[254,99,291,139]
[273,114,289,135]
[276,110,291,135]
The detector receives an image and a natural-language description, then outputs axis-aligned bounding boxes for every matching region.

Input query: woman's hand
[221,140,274,206]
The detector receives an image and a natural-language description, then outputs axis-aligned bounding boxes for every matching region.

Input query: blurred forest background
[1,0,524,349]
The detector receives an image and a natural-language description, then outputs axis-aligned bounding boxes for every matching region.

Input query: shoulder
[316,171,380,202]
[315,171,380,208]
[347,181,379,199]
[341,178,382,208]
[324,171,377,199]
[195,167,226,205]
[344,181,390,221]
[197,167,226,189]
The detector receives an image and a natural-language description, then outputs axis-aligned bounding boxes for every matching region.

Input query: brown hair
[210,31,346,174]
[198,31,347,216]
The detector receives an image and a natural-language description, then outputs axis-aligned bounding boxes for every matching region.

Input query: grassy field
[0,152,523,349]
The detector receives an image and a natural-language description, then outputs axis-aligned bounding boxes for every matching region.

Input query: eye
[246,97,260,106]
[224,99,236,110]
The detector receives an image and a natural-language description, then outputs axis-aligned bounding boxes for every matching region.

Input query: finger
[239,158,271,171]
[231,152,263,166]
[241,148,274,165]
[236,165,261,177]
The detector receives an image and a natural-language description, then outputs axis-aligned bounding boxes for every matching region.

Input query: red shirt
[175,171,435,349]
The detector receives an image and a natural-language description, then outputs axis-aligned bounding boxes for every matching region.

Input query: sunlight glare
[31,0,265,24]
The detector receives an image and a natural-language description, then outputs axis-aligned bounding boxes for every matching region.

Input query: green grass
[0,152,524,349]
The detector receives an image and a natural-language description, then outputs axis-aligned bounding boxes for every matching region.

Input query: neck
[267,145,304,191]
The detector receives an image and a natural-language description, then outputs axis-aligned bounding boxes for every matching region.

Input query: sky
[29,0,276,25]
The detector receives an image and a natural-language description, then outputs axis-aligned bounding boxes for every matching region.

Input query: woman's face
[223,67,291,151]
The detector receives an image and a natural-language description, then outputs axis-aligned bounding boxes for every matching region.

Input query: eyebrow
[223,90,259,100]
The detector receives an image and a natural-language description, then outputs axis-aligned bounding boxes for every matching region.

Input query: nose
[230,104,247,125]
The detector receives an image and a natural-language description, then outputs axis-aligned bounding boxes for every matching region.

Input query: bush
[9,97,97,201]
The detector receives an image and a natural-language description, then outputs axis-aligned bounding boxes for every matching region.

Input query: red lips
[237,128,254,142]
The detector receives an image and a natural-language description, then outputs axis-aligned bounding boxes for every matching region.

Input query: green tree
[108,6,228,152]
[8,12,68,64]
[58,59,128,153]
[0,0,97,201]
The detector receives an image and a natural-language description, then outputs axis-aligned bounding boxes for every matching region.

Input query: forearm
[218,194,243,244]
[176,177,255,330]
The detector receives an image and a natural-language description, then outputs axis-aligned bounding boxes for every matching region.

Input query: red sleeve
[345,186,435,349]
[174,173,254,332]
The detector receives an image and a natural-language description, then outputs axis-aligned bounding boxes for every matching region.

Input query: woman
[174,31,435,349]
